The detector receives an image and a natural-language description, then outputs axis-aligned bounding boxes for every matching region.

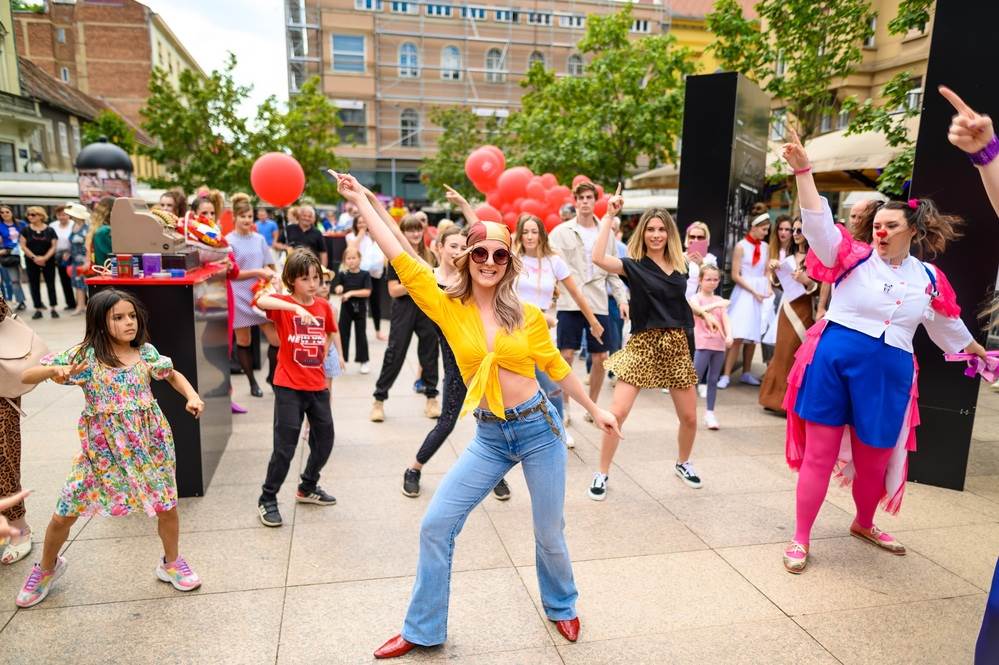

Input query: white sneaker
[359,362,370,375]
[704,411,719,430]
[675,461,703,489]
[588,472,608,501]
[739,372,761,386]
[660,388,671,394]
[717,375,730,389]
[565,431,575,448]
[697,384,707,399]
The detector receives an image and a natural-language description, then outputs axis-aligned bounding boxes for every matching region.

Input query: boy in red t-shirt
[253,250,340,527]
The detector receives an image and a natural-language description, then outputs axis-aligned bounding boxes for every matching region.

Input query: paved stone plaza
[3,314,997,664]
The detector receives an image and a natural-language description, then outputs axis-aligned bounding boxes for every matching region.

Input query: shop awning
[0,176,162,206]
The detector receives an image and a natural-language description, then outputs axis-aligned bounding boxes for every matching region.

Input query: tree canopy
[419,106,508,201]
[81,109,136,155]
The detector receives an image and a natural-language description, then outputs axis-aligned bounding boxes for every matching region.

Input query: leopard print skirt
[0,397,25,521]
[604,328,698,390]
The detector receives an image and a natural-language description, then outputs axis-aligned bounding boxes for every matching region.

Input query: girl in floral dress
[15,289,205,607]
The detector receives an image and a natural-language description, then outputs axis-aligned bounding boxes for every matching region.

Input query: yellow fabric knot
[461,351,506,419]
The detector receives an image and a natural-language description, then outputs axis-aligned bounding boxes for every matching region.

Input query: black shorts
[557,311,612,354]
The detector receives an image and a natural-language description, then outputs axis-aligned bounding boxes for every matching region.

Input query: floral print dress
[41,343,178,517]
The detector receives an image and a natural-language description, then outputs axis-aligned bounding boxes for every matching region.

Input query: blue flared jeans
[401,391,577,646]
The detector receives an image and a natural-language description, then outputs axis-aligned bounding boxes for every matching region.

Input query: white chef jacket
[801,198,972,355]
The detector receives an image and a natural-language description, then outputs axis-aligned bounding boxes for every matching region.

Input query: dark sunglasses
[687,234,706,240]
[469,246,511,265]
[792,228,803,235]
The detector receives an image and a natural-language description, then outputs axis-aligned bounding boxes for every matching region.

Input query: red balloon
[512,197,526,212]
[544,213,561,231]
[474,204,502,223]
[595,184,605,200]
[540,173,558,189]
[520,198,546,218]
[545,187,566,209]
[502,211,518,229]
[571,174,592,190]
[497,167,533,203]
[594,195,609,218]
[500,202,514,215]
[480,145,506,171]
[486,191,504,208]
[526,178,546,202]
[465,148,502,193]
[251,153,305,207]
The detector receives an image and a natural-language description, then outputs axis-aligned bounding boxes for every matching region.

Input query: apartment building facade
[287,0,754,201]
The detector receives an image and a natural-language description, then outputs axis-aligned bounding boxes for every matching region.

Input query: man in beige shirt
[548,182,630,406]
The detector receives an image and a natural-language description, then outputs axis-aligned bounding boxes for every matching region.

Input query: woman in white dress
[720,213,771,388]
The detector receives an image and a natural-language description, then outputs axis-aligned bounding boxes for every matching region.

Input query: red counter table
[87,265,232,497]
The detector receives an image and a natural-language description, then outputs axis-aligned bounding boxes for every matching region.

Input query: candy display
[176,210,230,251]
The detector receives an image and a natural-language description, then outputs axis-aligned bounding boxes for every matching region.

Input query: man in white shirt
[548,182,630,405]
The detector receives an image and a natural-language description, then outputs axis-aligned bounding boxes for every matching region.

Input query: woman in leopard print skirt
[587,198,724,500]
[0,294,31,564]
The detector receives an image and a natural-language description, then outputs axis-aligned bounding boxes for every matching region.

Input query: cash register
[110,197,199,271]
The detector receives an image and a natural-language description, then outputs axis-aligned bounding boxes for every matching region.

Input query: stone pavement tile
[481,464,654,513]
[973,415,999,441]
[519,551,782,644]
[667,490,853,549]
[896,523,999,591]
[293,472,445,524]
[0,588,283,665]
[335,414,449,447]
[18,427,84,462]
[716,537,981,616]
[966,474,999,504]
[616,454,795,501]
[794,594,986,665]
[76,482,299,540]
[279,568,553,663]
[821,478,999,531]
[969,439,999,475]
[490,499,706,566]
[286,509,510,586]
[558,617,838,665]
[16,486,90,544]
[25,526,290,609]
[326,441,459,479]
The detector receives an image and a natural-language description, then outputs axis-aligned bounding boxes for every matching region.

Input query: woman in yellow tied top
[334,173,619,659]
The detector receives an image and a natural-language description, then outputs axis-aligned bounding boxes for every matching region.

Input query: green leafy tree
[139,53,253,193]
[419,106,509,201]
[251,77,348,203]
[81,109,136,155]
[506,5,695,185]
[707,0,876,141]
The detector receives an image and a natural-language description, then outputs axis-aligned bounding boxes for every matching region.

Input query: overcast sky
[140,0,288,120]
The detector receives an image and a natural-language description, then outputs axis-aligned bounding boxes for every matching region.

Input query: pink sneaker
[156,555,202,591]
[16,556,67,607]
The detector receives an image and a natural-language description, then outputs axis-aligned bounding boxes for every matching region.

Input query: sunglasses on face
[469,246,511,265]
[687,234,706,240]
[792,228,803,235]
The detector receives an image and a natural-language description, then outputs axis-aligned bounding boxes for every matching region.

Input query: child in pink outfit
[689,265,733,430]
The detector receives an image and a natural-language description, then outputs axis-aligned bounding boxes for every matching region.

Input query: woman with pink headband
[779,128,987,574]
[334,173,620,659]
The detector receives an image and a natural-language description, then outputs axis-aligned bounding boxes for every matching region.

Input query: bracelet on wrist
[793,165,812,176]
[969,135,999,167]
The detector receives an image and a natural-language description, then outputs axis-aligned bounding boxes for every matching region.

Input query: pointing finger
[939,85,975,118]
[615,182,622,196]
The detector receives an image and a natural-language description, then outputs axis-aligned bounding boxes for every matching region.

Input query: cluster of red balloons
[464,146,611,231]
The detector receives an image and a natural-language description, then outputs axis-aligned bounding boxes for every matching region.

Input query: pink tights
[794,421,893,546]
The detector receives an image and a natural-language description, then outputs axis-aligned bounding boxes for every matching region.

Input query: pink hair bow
[907,198,920,210]
[943,351,999,383]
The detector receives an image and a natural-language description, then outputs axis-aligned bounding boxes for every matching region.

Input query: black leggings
[373,297,439,400]
[414,331,466,465]
[339,300,369,363]
[369,274,384,331]
[24,259,57,310]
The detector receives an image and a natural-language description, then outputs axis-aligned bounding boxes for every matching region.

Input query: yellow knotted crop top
[390,252,571,419]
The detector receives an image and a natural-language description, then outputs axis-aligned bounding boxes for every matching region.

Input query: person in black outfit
[331,246,372,371]
[274,205,327,267]
[18,207,59,319]
[370,215,440,422]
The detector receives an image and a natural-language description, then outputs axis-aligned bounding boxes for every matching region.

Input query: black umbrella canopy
[75,137,133,171]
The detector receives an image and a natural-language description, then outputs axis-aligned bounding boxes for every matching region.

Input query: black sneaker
[492,478,511,501]
[674,461,703,489]
[296,486,337,505]
[50,310,59,319]
[402,468,421,498]
[31,311,42,319]
[258,500,282,527]
[15,302,25,311]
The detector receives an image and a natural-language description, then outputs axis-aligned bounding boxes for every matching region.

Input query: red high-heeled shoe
[373,634,417,659]
[553,617,580,642]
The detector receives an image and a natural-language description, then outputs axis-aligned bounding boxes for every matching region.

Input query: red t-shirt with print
[267,294,337,391]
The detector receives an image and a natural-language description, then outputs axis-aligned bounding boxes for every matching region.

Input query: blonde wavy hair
[446,246,524,333]
[627,208,688,274]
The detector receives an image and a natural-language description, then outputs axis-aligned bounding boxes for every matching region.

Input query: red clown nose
[876,229,888,239]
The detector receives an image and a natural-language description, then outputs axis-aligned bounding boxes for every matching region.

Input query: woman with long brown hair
[336,172,618,657]
[759,216,817,412]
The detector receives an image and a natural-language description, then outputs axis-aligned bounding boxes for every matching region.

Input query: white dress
[727,238,769,342]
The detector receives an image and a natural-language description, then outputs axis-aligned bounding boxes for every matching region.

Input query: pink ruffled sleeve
[804,223,872,284]
[924,263,961,318]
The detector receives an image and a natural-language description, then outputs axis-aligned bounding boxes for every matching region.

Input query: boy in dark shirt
[274,205,327,266]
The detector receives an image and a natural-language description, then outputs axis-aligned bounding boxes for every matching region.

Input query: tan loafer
[783,541,808,574]
[850,523,906,555]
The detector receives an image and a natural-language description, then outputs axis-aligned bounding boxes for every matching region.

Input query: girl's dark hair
[76,289,149,367]
[400,214,436,266]
[161,188,187,217]
[282,249,323,291]
[881,199,963,259]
